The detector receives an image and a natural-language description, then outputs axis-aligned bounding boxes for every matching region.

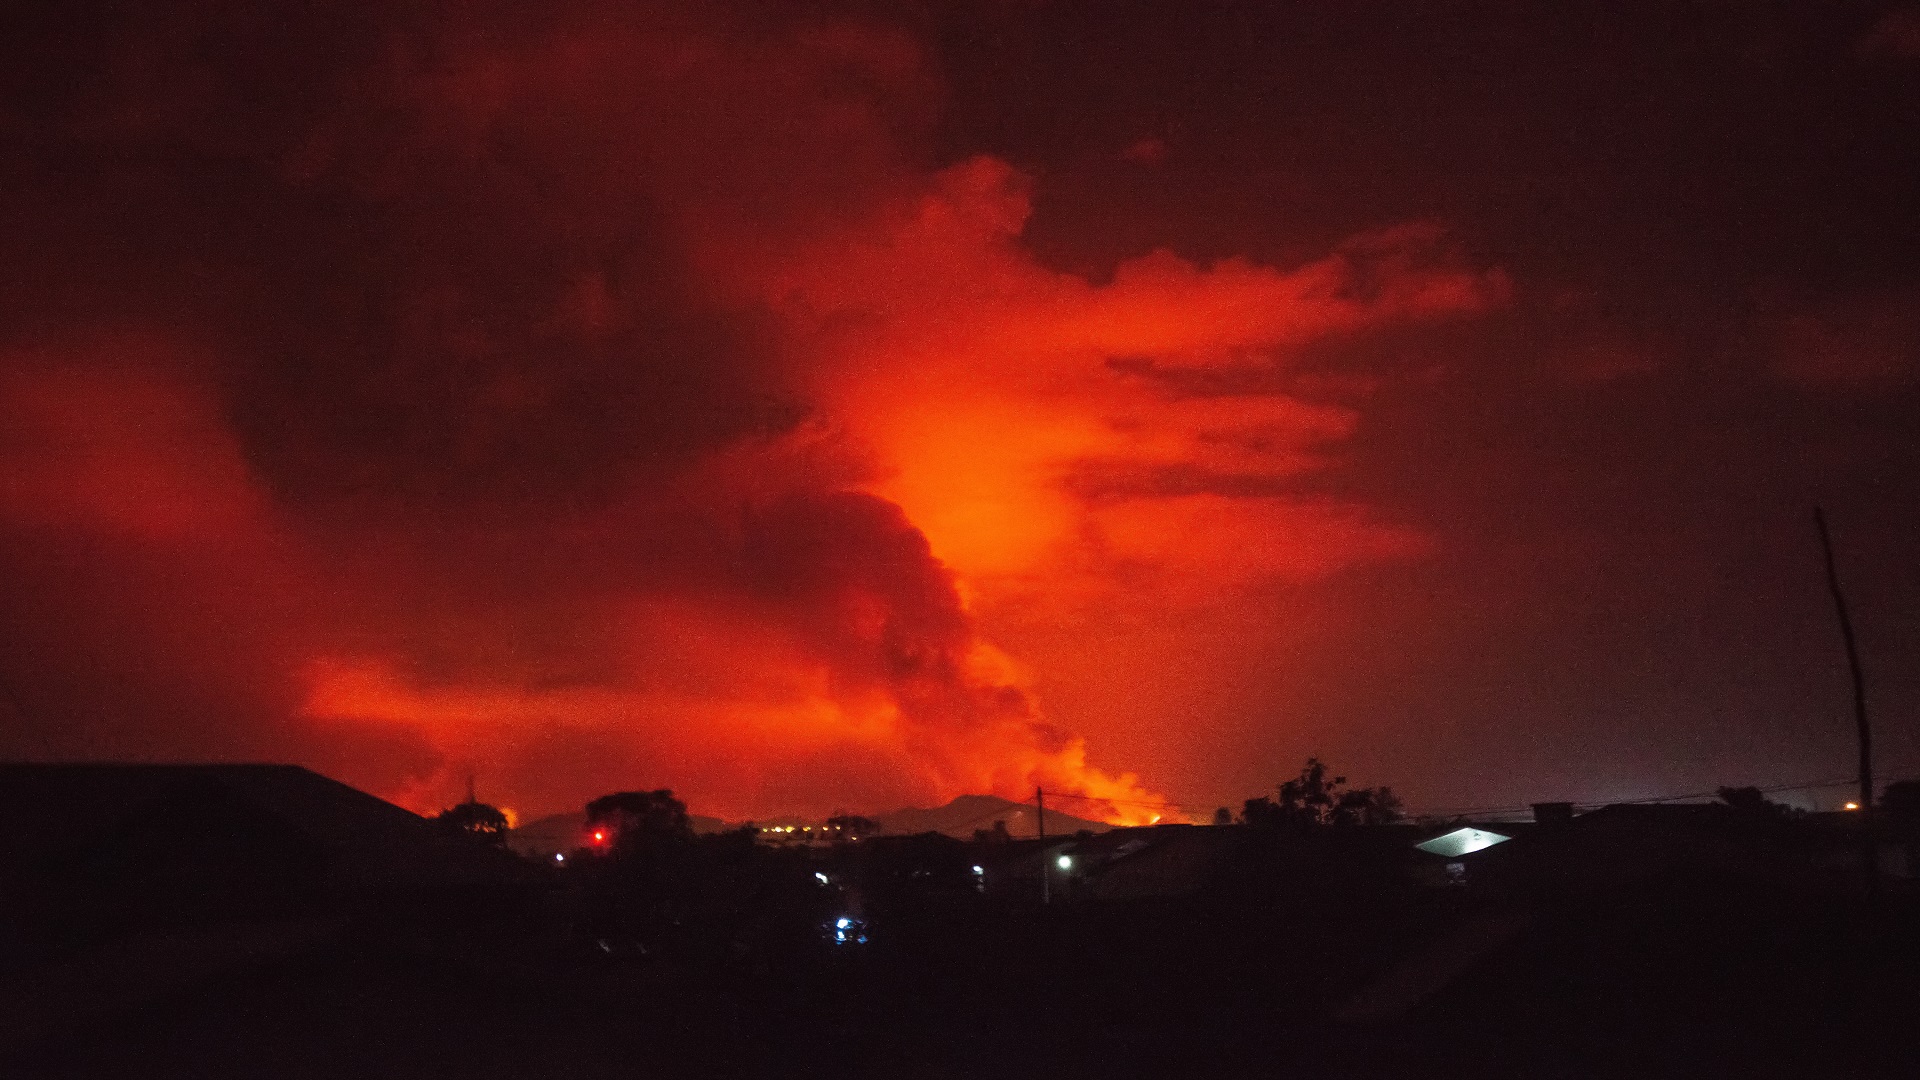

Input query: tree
[1370,786,1405,825]
[433,801,511,846]
[1333,786,1406,826]
[1245,759,1403,828]
[1212,806,1234,826]
[586,789,693,848]
[1883,780,1920,817]
[1241,796,1281,828]
[1716,786,1792,818]
[1278,758,1341,823]
[972,820,1012,845]
[824,814,880,843]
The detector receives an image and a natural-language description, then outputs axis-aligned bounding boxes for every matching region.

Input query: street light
[1055,854,1073,871]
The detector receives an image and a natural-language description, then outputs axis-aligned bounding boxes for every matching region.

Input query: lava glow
[0,2,1504,826]
[5,0,1916,829]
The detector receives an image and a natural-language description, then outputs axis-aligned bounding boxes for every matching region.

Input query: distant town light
[591,829,607,844]
[1056,855,1073,871]
[814,872,830,884]
[971,864,984,875]
[553,853,565,863]
[1414,827,1513,858]
[1845,801,1861,811]
[836,917,852,930]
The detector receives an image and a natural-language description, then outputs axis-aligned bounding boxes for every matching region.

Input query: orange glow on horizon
[0,23,1507,829]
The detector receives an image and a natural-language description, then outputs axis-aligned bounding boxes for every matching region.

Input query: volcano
[876,794,1116,839]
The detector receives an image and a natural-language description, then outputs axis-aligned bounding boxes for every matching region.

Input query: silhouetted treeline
[1241,758,1405,828]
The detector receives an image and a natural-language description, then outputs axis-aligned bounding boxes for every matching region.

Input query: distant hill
[876,794,1113,839]
[506,810,732,857]
[506,795,1114,853]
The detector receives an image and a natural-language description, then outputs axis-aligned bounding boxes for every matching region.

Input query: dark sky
[2,0,1915,820]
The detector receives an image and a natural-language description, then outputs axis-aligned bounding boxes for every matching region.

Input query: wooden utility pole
[1814,508,1873,813]
[1037,787,1049,904]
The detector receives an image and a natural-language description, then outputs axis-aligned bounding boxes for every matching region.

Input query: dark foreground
[7,876,1920,1080]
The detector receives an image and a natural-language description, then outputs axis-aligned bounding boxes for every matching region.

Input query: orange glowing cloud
[734,156,1503,590]
[0,338,267,541]
[0,4,1507,826]
[297,543,1161,823]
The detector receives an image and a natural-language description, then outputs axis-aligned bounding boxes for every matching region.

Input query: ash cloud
[0,1,1160,817]
[0,0,1495,820]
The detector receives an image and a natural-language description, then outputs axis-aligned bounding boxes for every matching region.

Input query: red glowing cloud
[743,157,1501,588]
[0,2,1505,823]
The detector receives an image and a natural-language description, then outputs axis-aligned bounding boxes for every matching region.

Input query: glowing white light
[971,865,984,875]
[553,853,565,863]
[836,917,852,930]
[1056,855,1073,871]
[1414,827,1513,858]
[814,872,830,884]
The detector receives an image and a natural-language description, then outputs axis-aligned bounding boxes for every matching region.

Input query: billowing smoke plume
[0,1,1501,820]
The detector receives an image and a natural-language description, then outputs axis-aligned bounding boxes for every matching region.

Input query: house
[1402,799,1865,894]
[507,808,732,858]
[0,764,542,1050]
[1073,825,1244,900]
[968,835,1079,898]
[1408,820,1536,888]
[971,824,1263,901]
[0,763,524,932]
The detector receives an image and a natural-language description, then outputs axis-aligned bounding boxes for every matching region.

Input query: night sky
[3,1,1916,822]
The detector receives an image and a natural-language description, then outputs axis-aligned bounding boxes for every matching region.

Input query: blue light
[1414,827,1512,858]
[825,914,869,945]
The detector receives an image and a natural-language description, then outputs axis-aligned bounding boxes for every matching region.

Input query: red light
[592,829,606,843]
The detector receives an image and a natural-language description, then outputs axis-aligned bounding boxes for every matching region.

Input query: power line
[1034,768,1920,825]
[939,797,1038,836]
[1406,771,1920,819]
[1039,791,1191,812]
